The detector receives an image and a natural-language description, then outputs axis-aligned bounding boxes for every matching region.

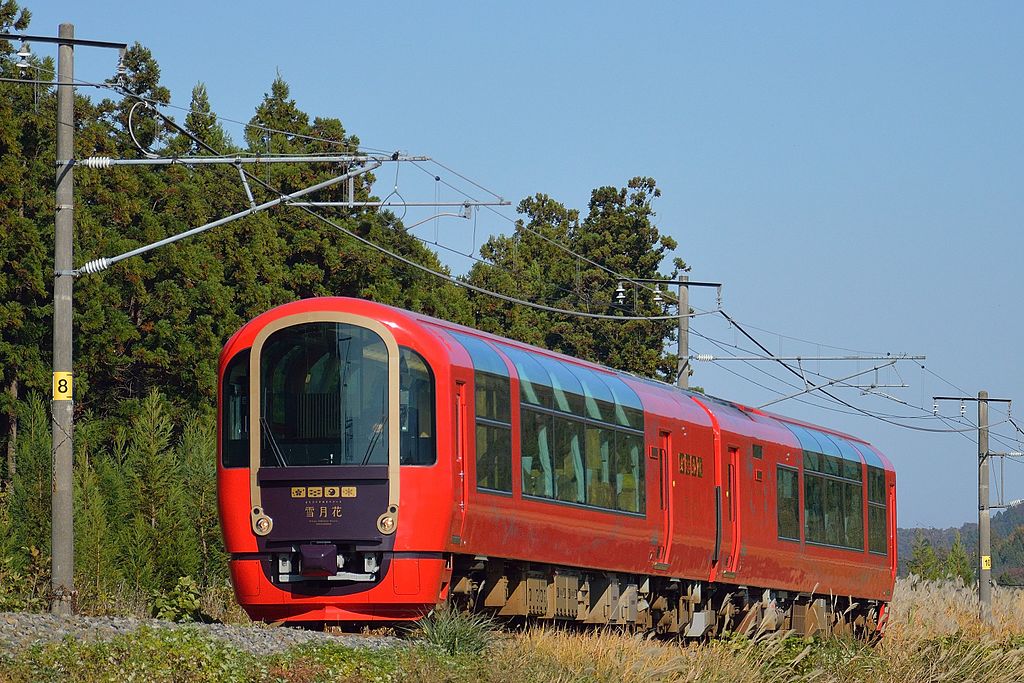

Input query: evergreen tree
[945,531,975,585]
[119,392,189,589]
[7,396,51,561]
[466,178,681,379]
[908,531,942,580]
[74,429,122,608]
[177,411,224,583]
[0,1,51,485]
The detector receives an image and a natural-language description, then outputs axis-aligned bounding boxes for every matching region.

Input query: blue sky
[26,2,1024,528]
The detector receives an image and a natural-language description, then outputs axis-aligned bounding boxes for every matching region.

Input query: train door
[653,430,674,569]
[450,381,469,544]
[724,445,741,575]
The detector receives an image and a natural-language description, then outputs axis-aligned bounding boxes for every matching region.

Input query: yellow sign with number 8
[53,372,73,400]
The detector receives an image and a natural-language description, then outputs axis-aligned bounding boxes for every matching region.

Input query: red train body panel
[217,297,897,628]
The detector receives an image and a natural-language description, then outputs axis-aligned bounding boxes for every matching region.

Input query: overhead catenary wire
[94,83,717,323]
[97,79,1018,441]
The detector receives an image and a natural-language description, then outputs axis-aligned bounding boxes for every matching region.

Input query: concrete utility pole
[2,24,129,615]
[51,22,75,616]
[615,278,720,390]
[979,390,991,622]
[933,391,1013,624]
[677,276,689,389]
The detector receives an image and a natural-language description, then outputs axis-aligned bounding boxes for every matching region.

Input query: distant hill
[898,502,1024,585]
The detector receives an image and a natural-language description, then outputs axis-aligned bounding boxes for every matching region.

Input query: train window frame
[802,457,865,552]
[867,465,888,555]
[221,349,250,469]
[399,347,437,467]
[258,322,391,468]
[506,347,646,516]
[447,331,514,493]
[776,464,800,542]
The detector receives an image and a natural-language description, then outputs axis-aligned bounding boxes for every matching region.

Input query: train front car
[217,298,452,623]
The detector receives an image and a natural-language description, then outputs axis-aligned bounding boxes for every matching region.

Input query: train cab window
[448,332,512,492]
[399,348,436,466]
[221,350,250,468]
[259,322,389,467]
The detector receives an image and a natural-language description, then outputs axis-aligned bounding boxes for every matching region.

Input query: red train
[217,297,896,635]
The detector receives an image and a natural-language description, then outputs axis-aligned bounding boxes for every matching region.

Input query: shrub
[409,605,497,656]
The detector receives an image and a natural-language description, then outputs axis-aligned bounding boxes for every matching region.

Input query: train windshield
[260,322,389,467]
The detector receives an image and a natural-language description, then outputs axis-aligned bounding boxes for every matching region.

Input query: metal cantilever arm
[76,161,381,276]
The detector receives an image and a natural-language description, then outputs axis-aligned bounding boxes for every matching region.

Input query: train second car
[217,297,896,635]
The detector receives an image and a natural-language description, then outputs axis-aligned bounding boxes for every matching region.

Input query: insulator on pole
[81,156,112,169]
[695,354,715,362]
[79,257,111,275]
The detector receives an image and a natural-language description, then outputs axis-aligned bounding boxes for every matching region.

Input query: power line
[102,83,717,324]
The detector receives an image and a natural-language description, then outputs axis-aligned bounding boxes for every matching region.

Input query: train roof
[223,297,895,472]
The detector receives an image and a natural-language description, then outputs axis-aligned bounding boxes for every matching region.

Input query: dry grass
[473,579,1024,683]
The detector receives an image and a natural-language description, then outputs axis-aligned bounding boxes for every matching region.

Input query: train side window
[447,331,513,492]
[614,432,644,513]
[867,465,887,554]
[803,454,864,551]
[399,348,436,466]
[522,409,553,497]
[221,350,250,468]
[776,465,799,540]
[552,415,585,503]
[584,426,614,508]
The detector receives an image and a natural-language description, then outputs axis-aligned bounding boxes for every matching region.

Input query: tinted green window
[447,331,513,493]
[868,466,886,503]
[522,409,553,497]
[221,350,250,468]
[777,466,799,540]
[552,416,585,503]
[614,432,644,513]
[753,444,763,460]
[868,465,887,554]
[476,422,512,491]
[804,470,864,550]
[476,372,511,422]
[842,482,864,550]
[869,504,887,554]
[584,426,615,508]
[804,473,825,543]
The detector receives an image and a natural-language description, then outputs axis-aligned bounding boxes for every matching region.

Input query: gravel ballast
[0,612,400,655]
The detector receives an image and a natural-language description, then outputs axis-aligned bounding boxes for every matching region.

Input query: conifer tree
[907,531,943,580]
[7,396,51,561]
[0,1,51,483]
[945,531,975,585]
[466,177,681,379]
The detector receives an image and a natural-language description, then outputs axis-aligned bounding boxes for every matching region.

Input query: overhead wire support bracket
[757,360,898,409]
[69,153,431,168]
[288,200,511,208]
[234,160,257,210]
[75,161,382,276]
[693,354,926,362]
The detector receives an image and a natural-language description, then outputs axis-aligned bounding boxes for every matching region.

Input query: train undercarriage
[445,555,885,639]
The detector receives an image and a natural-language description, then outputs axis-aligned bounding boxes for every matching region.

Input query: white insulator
[80,257,111,275]
[695,354,715,362]
[81,156,113,169]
